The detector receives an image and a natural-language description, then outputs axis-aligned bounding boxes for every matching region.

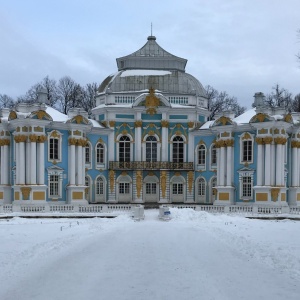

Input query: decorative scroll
[136,171,142,198]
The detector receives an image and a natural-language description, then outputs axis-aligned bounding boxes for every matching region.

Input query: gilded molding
[188,171,193,194]
[0,139,10,146]
[50,131,60,138]
[34,126,43,132]
[263,136,273,144]
[37,135,47,143]
[161,120,169,128]
[221,132,230,137]
[134,120,142,128]
[109,120,116,127]
[161,171,167,198]
[274,128,280,134]
[274,137,287,145]
[22,126,28,132]
[109,170,115,193]
[187,121,194,129]
[29,134,39,142]
[73,130,81,136]
[242,132,251,140]
[136,171,142,198]
[255,137,264,145]
[258,128,268,134]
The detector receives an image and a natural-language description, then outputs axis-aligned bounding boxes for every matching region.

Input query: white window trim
[195,176,206,203]
[116,134,134,162]
[170,175,186,202]
[209,176,217,204]
[47,166,64,199]
[240,132,254,164]
[85,175,92,203]
[238,168,254,201]
[95,142,107,169]
[47,130,62,163]
[142,134,161,162]
[195,143,207,171]
[116,174,132,202]
[170,134,186,163]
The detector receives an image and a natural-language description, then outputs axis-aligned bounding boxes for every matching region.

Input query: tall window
[211,145,217,165]
[119,136,131,162]
[243,140,252,162]
[49,138,59,160]
[198,145,206,165]
[146,136,157,162]
[119,182,130,194]
[172,136,184,163]
[146,183,156,194]
[85,144,91,164]
[96,143,104,164]
[49,175,59,197]
[96,177,104,195]
[173,183,183,195]
[242,176,252,197]
[198,178,206,196]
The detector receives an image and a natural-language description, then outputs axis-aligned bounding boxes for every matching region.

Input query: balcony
[109,161,194,170]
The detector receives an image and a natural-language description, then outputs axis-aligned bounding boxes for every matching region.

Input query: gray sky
[0,0,299,108]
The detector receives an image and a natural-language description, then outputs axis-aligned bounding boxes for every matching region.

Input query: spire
[151,22,153,36]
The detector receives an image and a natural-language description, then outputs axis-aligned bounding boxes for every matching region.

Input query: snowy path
[0,210,300,300]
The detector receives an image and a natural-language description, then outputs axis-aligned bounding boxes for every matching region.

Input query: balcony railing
[109,161,194,170]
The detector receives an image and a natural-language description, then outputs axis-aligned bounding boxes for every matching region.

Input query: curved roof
[116,36,187,72]
[98,69,207,98]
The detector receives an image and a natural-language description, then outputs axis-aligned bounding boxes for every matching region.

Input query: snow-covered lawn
[0,209,300,300]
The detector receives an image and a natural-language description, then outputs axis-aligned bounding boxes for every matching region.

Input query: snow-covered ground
[0,209,300,300]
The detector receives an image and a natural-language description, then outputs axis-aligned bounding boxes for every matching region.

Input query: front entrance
[143,175,159,202]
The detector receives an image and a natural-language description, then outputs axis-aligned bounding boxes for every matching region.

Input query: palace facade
[1,35,300,207]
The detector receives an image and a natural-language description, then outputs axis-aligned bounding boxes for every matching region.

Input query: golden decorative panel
[281,193,286,202]
[0,192,3,199]
[50,131,60,138]
[72,192,83,200]
[284,114,293,123]
[34,126,43,132]
[8,111,17,120]
[22,126,28,132]
[33,192,45,200]
[271,188,280,202]
[297,193,300,201]
[145,87,159,115]
[21,187,31,200]
[73,130,81,136]
[273,128,279,134]
[256,193,268,201]
[187,121,194,129]
[221,132,230,137]
[187,171,193,194]
[258,128,268,134]
[15,191,20,201]
[109,170,115,193]
[219,193,229,201]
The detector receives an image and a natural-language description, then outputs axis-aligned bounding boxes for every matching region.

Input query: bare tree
[81,83,98,116]
[0,94,14,109]
[297,29,300,63]
[205,85,246,120]
[265,84,292,109]
[57,76,83,115]
[291,94,300,112]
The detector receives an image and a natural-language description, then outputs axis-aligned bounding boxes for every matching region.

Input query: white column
[108,132,115,162]
[281,143,285,186]
[77,145,83,185]
[226,145,232,186]
[161,125,168,161]
[69,144,76,185]
[19,142,26,185]
[264,143,271,186]
[37,142,45,185]
[292,146,298,186]
[0,145,3,184]
[298,147,300,186]
[25,141,30,184]
[270,143,275,186]
[30,142,37,184]
[15,142,19,184]
[220,146,225,186]
[135,125,142,161]
[3,145,9,185]
[216,148,220,185]
[82,144,85,185]
[257,144,263,186]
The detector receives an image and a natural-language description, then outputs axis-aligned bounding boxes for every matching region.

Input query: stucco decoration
[161,171,167,198]
[136,171,142,198]
[212,116,234,127]
[30,110,53,121]
[145,87,160,115]
[21,187,31,200]
[8,111,17,121]
[250,113,272,123]
[68,115,89,125]
[109,170,115,193]
[271,188,280,202]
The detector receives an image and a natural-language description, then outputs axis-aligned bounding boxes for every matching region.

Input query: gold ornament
[161,171,167,198]
[136,171,142,198]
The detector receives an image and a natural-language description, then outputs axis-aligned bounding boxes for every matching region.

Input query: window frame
[48,131,62,163]
[240,133,253,164]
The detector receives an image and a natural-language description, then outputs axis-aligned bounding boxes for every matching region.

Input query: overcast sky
[0,0,299,108]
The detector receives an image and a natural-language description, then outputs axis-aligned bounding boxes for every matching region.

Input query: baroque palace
[0,35,300,208]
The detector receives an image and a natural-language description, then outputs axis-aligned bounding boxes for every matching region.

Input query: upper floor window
[85,144,91,164]
[211,144,217,165]
[198,145,206,165]
[146,136,157,162]
[119,136,131,162]
[49,139,59,160]
[172,136,184,163]
[96,143,105,164]
[241,133,253,163]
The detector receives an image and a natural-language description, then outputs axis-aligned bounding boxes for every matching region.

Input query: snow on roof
[233,108,256,124]
[200,120,214,129]
[120,70,171,77]
[89,119,104,128]
[45,106,69,122]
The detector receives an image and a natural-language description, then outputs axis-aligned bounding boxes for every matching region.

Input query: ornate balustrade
[109,161,194,170]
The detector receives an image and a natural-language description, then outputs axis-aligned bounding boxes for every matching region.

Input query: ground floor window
[146,183,156,194]
[198,178,206,196]
[49,175,59,197]
[172,183,183,195]
[119,182,130,194]
[96,177,104,195]
[242,176,252,197]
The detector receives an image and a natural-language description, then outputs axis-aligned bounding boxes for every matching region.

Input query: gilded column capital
[37,135,47,143]
[263,136,273,144]
[291,140,300,148]
[161,120,169,128]
[225,139,234,147]
[109,120,116,127]
[255,137,264,145]
[78,138,88,147]
[187,121,194,129]
[134,120,143,128]
[14,135,27,143]
[68,138,77,146]
[29,134,39,142]
[274,137,287,145]
[0,139,10,146]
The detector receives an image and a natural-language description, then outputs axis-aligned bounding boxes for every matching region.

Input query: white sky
[0,0,299,108]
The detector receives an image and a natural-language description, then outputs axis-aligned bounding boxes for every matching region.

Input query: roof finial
[151,22,153,36]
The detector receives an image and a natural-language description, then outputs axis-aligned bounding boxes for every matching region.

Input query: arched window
[85,142,91,165]
[211,144,217,165]
[198,145,206,165]
[198,178,206,196]
[96,143,104,164]
[172,136,184,163]
[48,131,62,162]
[96,177,104,195]
[119,136,131,162]
[146,136,157,162]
